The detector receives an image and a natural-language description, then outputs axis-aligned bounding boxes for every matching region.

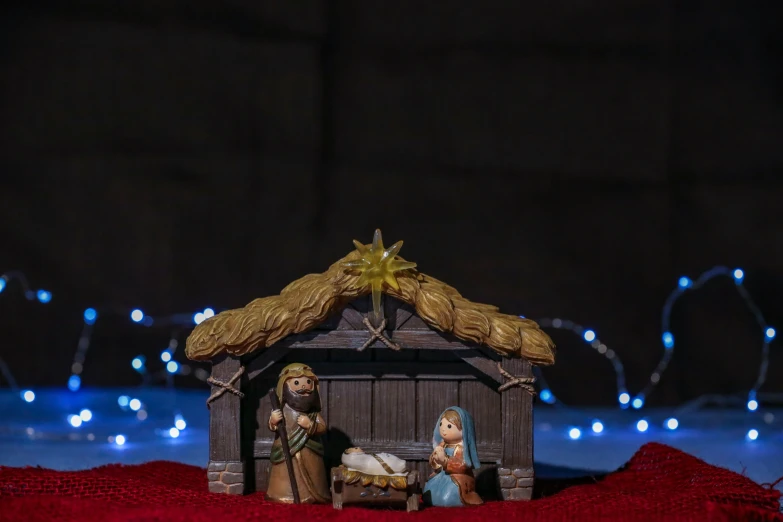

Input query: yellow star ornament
[341,229,417,323]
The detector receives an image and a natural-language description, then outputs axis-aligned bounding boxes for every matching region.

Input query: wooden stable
[187,242,555,502]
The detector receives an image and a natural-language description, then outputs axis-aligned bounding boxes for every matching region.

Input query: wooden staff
[268,388,301,504]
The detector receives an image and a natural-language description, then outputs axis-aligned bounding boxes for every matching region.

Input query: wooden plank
[254,439,501,462]
[415,462,430,483]
[329,344,373,362]
[256,362,486,381]
[375,348,418,362]
[252,374,276,439]
[383,296,422,330]
[340,304,366,329]
[209,355,242,461]
[240,373,260,492]
[453,350,503,385]
[459,380,501,445]
[281,349,329,363]
[335,314,360,330]
[373,380,416,441]
[326,379,373,457]
[398,313,429,330]
[275,329,478,350]
[319,379,329,424]
[418,350,460,362]
[314,308,357,330]
[254,459,271,493]
[416,380,459,443]
[501,357,533,469]
[243,344,291,381]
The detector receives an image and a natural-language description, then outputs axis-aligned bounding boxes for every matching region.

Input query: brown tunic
[429,442,483,506]
[266,404,331,503]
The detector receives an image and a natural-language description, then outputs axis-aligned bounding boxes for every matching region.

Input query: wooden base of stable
[331,467,420,512]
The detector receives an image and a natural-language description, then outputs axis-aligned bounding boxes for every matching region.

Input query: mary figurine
[422,406,484,507]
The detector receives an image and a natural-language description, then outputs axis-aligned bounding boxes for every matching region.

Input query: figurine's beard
[283,385,320,413]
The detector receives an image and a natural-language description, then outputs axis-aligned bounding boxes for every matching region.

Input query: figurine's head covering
[275,362,320,404]
[432,406,480,469]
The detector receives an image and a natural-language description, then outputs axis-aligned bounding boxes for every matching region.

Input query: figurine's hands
[432,446,448,466]
[270,409,283,426]
[297,415,312,429]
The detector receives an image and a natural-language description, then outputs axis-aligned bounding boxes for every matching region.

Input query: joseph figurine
[266,363,331,504]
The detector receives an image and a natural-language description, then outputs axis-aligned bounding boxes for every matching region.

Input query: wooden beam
[247,362,493,381]
[209,355,243,462]
[500,357,533,469]
[453,350,504,385]
[340,304,366,330]
[254,439,501,463]
[243,344,292,381]
[271,329,478,351]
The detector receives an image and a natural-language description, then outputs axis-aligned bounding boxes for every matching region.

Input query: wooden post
[498,356,534,500]
[331,467,344,510]
[207,354,245,494]
[406,470,421,512]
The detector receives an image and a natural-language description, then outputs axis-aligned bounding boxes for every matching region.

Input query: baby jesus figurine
[423,407,484,507]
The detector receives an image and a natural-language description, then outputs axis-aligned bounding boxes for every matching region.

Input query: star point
[341,229,417,322]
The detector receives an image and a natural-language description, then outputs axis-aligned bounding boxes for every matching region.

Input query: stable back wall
[1,1,782,405]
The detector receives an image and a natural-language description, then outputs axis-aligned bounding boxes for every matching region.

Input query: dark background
[1,1,781,406]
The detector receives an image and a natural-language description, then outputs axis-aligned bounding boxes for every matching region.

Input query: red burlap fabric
[1,443,780,522]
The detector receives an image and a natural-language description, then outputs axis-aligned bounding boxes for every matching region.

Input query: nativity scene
[186,230,556,508]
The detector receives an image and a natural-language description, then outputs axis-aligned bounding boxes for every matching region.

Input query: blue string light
[3,268,779,444]
[533,318,629,408]
[67,375,81,392]
[534,266,777,419]
[131,356,145,371]
[83,308,97,325]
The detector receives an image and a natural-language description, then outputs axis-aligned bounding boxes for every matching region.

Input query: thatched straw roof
[185,248,555,365]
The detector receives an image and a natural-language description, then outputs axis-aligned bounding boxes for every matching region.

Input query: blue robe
[423,446,463,507]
